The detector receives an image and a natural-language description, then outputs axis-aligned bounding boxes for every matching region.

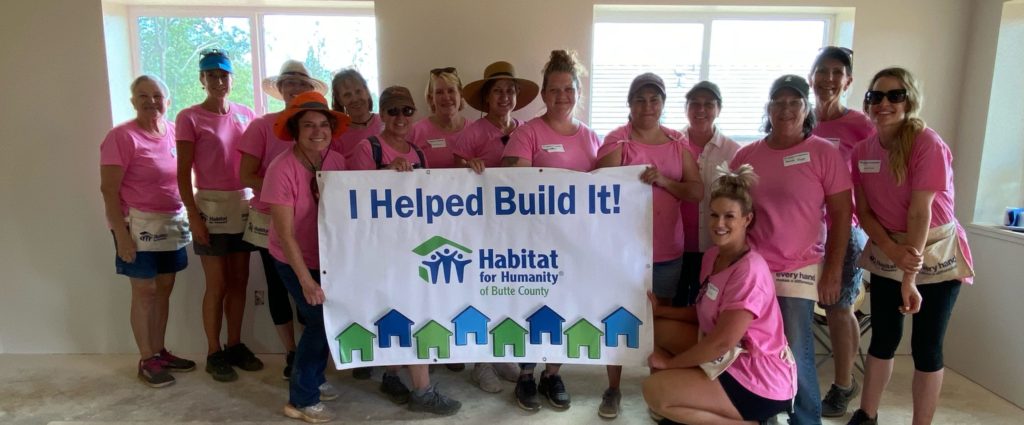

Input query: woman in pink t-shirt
[596,72,703,419]
[329,69,384,159]
[730,75,853,424]
[808,47,876,417]
[454,61,538,172]
[408,68,470,169]
[504,49,600,412]
[238,60,329,382]
[175,50,262,383]
[347,86,462,416]
[643,165,795,424]
[100,75,194,388]
[261,92,349,423]
[847,68,974,425]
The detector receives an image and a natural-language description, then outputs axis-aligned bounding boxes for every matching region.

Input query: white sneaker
[319,382,339,401]
[283,402,334,423]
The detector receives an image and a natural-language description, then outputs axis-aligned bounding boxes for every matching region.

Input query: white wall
[3,1,1022,406]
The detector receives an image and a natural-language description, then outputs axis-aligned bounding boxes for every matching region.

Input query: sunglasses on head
[385,106,416,117]
[864,89,908,105]
[430,67,458,76]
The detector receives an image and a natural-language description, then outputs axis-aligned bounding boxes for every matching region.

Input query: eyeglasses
[385,106,416,117]
[430,67,458,76]
[864,89,907,105]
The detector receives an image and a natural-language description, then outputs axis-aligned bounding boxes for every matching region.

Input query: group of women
[100,45,973,425]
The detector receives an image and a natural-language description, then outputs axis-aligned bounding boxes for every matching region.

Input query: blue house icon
[375,309,413,348]
[452,305,490,346]
[526,305,565,345]
[602,306,643,348]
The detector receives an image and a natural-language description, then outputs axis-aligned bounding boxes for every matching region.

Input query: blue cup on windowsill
[1006,207,1024,227]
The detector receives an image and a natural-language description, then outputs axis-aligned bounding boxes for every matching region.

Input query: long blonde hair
[864,67,926,185]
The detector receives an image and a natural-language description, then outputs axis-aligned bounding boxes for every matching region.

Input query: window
[592,6,843,141]
[129,7,377,121]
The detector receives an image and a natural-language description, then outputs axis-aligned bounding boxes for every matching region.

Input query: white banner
[318,166,653,369]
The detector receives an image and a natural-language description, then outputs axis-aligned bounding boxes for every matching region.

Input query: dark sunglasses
[864,89,908,105]
[386,106,416,117]
[430,67,458,76]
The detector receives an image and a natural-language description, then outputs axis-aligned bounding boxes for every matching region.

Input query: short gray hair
[130,75,170,98]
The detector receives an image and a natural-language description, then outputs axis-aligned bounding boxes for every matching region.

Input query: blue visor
[199,54,233,73]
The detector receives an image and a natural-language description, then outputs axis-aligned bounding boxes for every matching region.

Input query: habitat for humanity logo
[412,236,472,284]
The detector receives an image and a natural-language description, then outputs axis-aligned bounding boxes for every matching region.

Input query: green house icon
[564,318,604,359]
[414,320,453,359]
[490,318,528,357]
[336,323,376,363]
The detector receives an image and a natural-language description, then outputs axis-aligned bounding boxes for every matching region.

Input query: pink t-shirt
[731,136,852,272]
[263,150,346,269]
[238,112,293,214]
[100,120,182,214]
[503,117,601,172]
[697,246,795,401]
[598,124,687,262]
[850,128,973,282]
[175,102,256,191]
[347,137,429,171]
[452,118,523,168]
[332,114,384,159]
[812,109,875,227]
[409,118,472,169]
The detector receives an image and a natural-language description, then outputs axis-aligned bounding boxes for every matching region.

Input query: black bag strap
[369,135,426,169]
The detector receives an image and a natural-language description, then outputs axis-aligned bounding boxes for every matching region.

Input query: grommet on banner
[322,270,327,274]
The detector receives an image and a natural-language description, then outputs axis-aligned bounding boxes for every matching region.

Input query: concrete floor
[0,354,1019,424]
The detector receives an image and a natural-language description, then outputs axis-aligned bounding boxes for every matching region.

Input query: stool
[812,277,872,374]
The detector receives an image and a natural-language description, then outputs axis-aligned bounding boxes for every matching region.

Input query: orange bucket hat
[273,91,351,141]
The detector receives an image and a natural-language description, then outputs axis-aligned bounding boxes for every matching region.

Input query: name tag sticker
[541,144,565,153]
[706,283,720,301]
[825,137,841,148]
[427,138,447,148]
[859,160,882,173]
[783,152,811,167]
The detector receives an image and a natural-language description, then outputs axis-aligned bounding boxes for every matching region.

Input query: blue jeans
[274,259,327,408]
[778,296,821,425]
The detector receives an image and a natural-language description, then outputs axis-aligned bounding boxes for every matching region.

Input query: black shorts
[193,233,255,256]
[719,371,791,421]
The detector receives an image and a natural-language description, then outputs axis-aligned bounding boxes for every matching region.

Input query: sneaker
[319,382,339,401]
[380,373,411,404]
[283,402,334,423]
[138,356,175,388]
[847,409,877,425]
[282,351,295,381]
[494,363,521,382]
[205,350,238,382]
[471,363,502,393]
[598,387,621,419]
[157,348,196,372]
[224,343,264,371]
[352,366,372,380]
[538,372,571,409]
[514,374,540,411]
[445,363,466,372]
[822,379,860,417]
[408,384,462,415]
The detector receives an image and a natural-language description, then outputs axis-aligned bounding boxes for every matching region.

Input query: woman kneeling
[643,164,795,424]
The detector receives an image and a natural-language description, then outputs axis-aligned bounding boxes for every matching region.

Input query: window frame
[127,5,376,115]
[591,6,848,141]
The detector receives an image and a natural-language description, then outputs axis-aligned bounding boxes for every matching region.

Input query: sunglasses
[430,67,458,76]
[864,89,908,105]
[386,106,416,117]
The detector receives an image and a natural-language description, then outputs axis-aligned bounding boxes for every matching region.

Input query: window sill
[967,223,1024,246]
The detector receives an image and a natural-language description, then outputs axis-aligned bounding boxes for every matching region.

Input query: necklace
[351,113,374,127]
[296,147,325,172]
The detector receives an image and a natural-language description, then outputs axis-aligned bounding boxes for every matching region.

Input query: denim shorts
[193,233,255,256]
[115,248,188,279]
[823,226,867,309]
[652,256,684,299]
